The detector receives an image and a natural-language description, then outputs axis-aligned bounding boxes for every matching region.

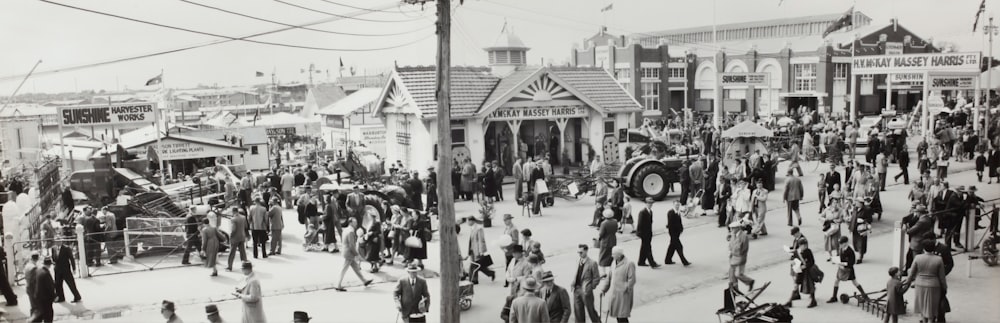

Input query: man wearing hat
[240,170,254,209]
[501,214,520,272]
[235,261,265,322]
[24,251,40,316]
[248,199,269,259]
[334,218,373,292]
[205,304,224,323]
[509,277,549,323]
[601,247,636,322]
[505,245,530,297]
[635,197,659,268]
[32,257,56,322]
[280,168,295,209]
[597,208,618,275]
[161,300,182,323]
[467,215,496,284]
[346,186,366,226]
[292,311,311,323]
[540,271,571,322]
[394,264,430,322]
[728,220,755,292]
[904,205,934,272]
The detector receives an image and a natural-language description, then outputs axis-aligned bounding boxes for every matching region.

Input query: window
[860,75,875,95]
[642,83,660,110]
[451,128,466,145]
[614,68,631,82]
[251,146,259,155]
[668,68,686,79]
[640,67,660,79]
[793,64,817,92]
[834,63,849,79]
[604,119,615,134]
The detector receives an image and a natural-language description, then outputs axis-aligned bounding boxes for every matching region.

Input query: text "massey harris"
[59,103,157,126]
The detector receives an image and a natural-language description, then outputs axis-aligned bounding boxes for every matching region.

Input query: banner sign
[929,75,975,90]
[58,102,157,126]
[891,73,925,83]
[487,106,589,121]
[885,42,904,55]
[266,127,296,137]
[852,52,981,74]
[719,73,768,87]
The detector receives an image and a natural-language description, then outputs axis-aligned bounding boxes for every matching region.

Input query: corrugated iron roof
[395,66,500,118]
[548,67,642,113]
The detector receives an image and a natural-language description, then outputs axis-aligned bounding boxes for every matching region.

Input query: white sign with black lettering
[58,102,158,126]
[928,76,975,90]
[852,52,981,74]
[891,73,924,83]
[719,73,769,87]
[487,106,588,121]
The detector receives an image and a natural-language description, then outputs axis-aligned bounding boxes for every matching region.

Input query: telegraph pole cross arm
[401,0,460,322]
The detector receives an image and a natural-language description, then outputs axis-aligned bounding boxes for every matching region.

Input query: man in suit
[394,264,430,323]
[181,211,202,265]
[248,199,269,259]
[80,210,103,267]
[784,173,804,226]
[664,201,691,266]
[876,151,889,191]
[50,240,81,303]
[728,221,755,292]
[942,184,966,249]
[635,198,659,268]
[679,160,691,205]
[268,198,285,255]
[510,277,549,323]
[32,258,56,323]
[513,158,524,201]
[540,271,571,323]
[227,207,250,271]
[689,157,705,194]
[528,158,546,216]
[824,165,841,195]
[24,252,40,315]
[280,169,295,209]
[571,244,600,323]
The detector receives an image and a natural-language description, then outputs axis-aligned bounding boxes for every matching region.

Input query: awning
[722,120,774,138]
[778,92,828,98]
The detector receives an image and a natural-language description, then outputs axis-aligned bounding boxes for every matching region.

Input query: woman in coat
[906,240,948,323]
[201,219,225,277]
[597,208,618,275]
[786,240,818,308]
[408,210,430,268]
[601,247,636,322]
[363,220,382,273]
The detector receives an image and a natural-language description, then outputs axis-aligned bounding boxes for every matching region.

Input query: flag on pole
[822,6,854,38]
[145,73,162,86]
[255,71,264,77]
[339,57,345,70]
[600,3,613,12]
[974,0,987,32]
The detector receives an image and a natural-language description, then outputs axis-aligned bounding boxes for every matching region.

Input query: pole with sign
[922,71,930,140]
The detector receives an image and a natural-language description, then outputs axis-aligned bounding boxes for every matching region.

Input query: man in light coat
[689,158,705,194]
[571,244,600,323]
[728,221,755,292]
[467,216,496,284]
[228,207,250,271]
[280,169,295,209]
[509,277,549,323]
[601,247,636,322]
[512,158,524,201]
[235,261,265,323]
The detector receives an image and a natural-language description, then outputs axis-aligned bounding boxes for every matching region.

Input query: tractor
[617,127,693,201]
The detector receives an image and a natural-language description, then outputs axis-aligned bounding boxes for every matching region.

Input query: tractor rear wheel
[630,163,669,201]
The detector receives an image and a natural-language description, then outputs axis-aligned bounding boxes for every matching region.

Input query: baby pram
[683,189,705,218]
[458,259,477,311]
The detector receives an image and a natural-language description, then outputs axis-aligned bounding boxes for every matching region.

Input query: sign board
[266,127,296,137]
[131,138,244,161]
[891,73,925,83]
[885,42,904,55]
[58,102,157,126]
[595,47,611,69]
[719,73,768,87]
[929,75,975,90]
[486,106,589,121]
[926,95,945,113]
[852,52,981,74]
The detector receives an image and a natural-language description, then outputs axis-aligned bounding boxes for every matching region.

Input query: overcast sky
[0,0,988,96]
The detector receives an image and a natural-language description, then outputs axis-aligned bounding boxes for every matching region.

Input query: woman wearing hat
[597,208,618,275]
[407,209,431,269]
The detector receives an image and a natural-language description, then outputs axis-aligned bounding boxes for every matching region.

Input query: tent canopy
[722,120,774,139]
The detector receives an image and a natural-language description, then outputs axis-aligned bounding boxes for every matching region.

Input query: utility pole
[984,16,997,141]
[402,0,459,322]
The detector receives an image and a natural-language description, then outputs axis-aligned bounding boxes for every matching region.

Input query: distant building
[571,12,942,120]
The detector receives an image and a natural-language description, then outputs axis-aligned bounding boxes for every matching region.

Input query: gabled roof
[303,84,348,118]
[317,88,380,116]
[480,68,543,110]
[382,66,501,119]
[548,67,642,113]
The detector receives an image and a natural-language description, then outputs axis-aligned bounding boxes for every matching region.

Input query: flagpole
[156,69,166,184]
[712,0,720,130]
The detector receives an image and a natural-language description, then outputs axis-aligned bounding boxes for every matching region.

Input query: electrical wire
[314,0,414,13]
[178,0,432,37]
[272,0,426,23]
[38,0,434,52]
[0,1,426,83]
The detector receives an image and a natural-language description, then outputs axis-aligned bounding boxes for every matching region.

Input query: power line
[0,1,424,83]
[39,0,434,52]
[313,0,410,13]
[272,0,425,23]
[178,0,432,37]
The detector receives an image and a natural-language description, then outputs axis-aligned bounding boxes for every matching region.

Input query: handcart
[716,281,780,323]
[458,258,478,311]
[840,289,906,321]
